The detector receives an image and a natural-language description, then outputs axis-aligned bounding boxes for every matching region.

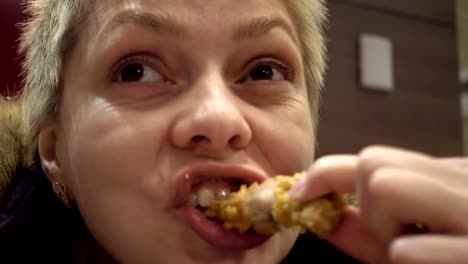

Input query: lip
[172,161,271,250]
[173,161,268,208]
[175,205,271,250]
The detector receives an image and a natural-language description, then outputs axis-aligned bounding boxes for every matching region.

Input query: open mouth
[173,162,271,250]
[189,179,242,209]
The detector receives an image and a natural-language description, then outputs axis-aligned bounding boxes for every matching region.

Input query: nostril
[228,136,236,144]
[228,135,241,148]
[192,135,205,144]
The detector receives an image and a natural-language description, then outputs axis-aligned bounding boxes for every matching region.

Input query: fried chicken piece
[204,173,347,236]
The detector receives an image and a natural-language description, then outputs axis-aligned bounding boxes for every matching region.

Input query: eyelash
[243,58,293,82]
[110,54,159,82]
[110,55,293,84]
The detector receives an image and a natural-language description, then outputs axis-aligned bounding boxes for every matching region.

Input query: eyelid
[244,57,293,82]
[110,54,161,82]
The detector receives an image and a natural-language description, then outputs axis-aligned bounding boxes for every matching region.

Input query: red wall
[0,0,23,96]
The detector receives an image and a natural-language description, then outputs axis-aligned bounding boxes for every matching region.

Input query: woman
[1,0,467,263]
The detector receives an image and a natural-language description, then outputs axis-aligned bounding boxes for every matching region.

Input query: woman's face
[51,0,315,262]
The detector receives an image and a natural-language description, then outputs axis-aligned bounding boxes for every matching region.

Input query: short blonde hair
[283,0,328,115]
[19,0,94,152]
[19,0,328,155]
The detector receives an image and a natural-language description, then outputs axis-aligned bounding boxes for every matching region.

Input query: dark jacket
[0,99,361,263]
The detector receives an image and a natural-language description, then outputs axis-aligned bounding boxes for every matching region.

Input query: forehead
[91,0,294,36]
[97,0,288,16]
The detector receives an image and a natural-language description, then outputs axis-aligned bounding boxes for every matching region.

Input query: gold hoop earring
[346,194,359,207]
[53,182,72,208]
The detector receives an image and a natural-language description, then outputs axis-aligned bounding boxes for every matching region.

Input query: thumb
[326,208,388,264]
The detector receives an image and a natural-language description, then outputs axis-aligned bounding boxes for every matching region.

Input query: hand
[290,145,468,264]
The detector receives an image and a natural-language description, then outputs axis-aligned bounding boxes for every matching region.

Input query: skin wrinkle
[100,11,186,42]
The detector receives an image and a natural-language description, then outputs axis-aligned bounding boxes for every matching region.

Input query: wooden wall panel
[458,0,468,72]
[328,0,455,26]
[317,2,462,157]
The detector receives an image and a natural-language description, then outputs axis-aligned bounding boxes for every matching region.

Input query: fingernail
[289,176,307,200]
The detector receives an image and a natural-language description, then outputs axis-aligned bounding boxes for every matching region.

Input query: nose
[171,79,252,156]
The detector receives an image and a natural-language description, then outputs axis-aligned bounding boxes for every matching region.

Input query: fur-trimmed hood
[0,97,84,263]
[0,97,34,206]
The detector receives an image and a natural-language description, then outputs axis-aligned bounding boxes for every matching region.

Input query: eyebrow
[101,11,185,39]
[233,16,298,44]
[101,11,297,44]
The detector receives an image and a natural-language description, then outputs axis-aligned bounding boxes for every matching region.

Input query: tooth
[197,188,215,207]
[216,188,231,200]
[189,193,198,207]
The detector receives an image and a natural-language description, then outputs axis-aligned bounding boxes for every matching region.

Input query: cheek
[57,101,184,259]
[58,100,171,217]
[252,106,315,174]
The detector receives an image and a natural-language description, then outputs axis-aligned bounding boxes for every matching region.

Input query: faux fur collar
[0,97,34,206]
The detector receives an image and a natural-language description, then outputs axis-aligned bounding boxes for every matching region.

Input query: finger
[359,167,468,244]
[326,207,388,264]
[390,235,468,264]
[358,146,468,190]
[442,157,468,169]
[289,155,358,202]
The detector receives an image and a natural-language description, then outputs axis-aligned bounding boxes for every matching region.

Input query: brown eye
[121,63,145,82]
[244,61,291,82]
[250,65,275,80]
[114,59,163,83]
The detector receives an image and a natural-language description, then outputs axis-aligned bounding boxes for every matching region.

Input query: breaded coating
[204,173,347,236]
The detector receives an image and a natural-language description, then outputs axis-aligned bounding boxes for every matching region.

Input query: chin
[196,228,299,264]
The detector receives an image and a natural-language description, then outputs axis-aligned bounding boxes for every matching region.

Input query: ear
[38,126,64,185]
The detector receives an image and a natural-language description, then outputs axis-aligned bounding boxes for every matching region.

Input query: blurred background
[0,0,466,156]
[317,0,465,157]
